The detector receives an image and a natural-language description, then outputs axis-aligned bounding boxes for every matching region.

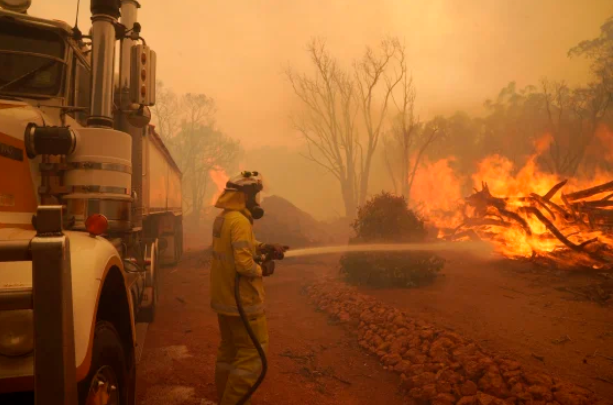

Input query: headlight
[0,310,34,357]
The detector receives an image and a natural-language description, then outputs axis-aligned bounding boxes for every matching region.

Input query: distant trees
[421,15,613,182]
[153,82,240,227]
[570,17,613,95]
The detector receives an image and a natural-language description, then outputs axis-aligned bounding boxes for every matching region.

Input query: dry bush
[340,192,444,288]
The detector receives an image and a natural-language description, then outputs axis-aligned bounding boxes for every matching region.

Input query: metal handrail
[0,206,78,405]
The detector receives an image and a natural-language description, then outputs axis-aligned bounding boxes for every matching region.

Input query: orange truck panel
[0,131,37,228]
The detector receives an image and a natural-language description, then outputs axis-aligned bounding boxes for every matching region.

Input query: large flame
[210,167,229,205]
[410,157,464,229]
[410,130,613,269]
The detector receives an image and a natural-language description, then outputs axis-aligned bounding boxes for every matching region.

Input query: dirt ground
[136,251,404,405]
[357,252,613,399]
[136,249,613,404]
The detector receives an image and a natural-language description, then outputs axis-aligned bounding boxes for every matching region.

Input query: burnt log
[566,180,613,201]
[543,179,568,201]
[573,200,613,208]
[523,206,607,264]
[529,193,557,220]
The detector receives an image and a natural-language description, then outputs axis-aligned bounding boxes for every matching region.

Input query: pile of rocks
[305,280,611,405]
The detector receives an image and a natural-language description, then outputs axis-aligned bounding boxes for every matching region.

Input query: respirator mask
[246,190,264,220]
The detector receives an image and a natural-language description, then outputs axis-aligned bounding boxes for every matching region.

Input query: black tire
[78,321,133,405]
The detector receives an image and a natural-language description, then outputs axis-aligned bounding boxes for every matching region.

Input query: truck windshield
[0,20,66,97]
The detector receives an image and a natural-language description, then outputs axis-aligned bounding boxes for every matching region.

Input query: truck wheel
[79,321,132,405]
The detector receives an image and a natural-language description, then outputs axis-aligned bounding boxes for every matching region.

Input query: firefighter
[210,171,286,405]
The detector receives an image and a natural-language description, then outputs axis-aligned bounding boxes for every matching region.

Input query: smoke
[30,0,613,220]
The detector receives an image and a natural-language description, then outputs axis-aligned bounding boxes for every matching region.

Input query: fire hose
[234,247,286,405]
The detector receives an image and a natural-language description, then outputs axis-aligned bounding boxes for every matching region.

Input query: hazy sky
[31,0,612,150]
[27,0,613,219]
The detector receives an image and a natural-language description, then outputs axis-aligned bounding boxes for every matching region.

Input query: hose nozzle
[271,251,285,260]
[255,251,284,264]
[258,244,289,262]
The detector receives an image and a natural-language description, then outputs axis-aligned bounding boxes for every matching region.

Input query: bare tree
[286,39,361,217]
[287,38,405,218]
[384,63,418,199]
[382,136,399,194]
[355,38,405,204]
[381,54,444,203]
[406,118,445,200]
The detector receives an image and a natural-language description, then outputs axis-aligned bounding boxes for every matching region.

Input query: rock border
[305,280,612,405]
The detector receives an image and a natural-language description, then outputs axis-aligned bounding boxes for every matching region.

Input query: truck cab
[0,9,90,123]
[0,1,182,403]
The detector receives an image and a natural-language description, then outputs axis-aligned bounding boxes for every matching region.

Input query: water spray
[284,240,497,260]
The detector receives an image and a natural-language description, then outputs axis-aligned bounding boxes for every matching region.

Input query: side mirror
[130,44,156,106]
[127,104,152,128]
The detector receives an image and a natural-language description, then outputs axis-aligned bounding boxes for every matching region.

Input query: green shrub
[340,192,444,287]
[351,192,427,242]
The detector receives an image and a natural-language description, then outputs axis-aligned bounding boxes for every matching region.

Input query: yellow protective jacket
[210,189,266,316]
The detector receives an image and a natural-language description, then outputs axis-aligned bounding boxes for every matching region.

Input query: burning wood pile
[440,180,613,271]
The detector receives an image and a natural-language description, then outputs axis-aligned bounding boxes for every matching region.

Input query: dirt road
[136,249,613,404]
[136,252,404,405]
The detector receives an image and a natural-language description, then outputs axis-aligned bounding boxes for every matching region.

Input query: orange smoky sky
[31,0,612,150]
[29,1,613,219]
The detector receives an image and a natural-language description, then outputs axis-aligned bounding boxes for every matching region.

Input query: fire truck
[0,0,182,403]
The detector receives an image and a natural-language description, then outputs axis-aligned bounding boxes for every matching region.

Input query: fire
[585,124,613,165]
[473,135,560,199]
[209,167,229,205]
[410,157,464,229]
[414,133,613,270]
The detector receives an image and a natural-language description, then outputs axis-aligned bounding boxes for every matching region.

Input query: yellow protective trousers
[215,314,269,405]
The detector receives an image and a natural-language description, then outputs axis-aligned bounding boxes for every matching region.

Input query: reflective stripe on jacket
[210,206,265,316]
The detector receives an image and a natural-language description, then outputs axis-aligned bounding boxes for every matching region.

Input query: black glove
[262,243,289,259]
[262,260,275,277]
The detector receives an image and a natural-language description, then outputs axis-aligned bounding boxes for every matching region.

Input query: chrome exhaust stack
[87,0,120,128]
[119,0,143,230]
[119,0,139,90]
